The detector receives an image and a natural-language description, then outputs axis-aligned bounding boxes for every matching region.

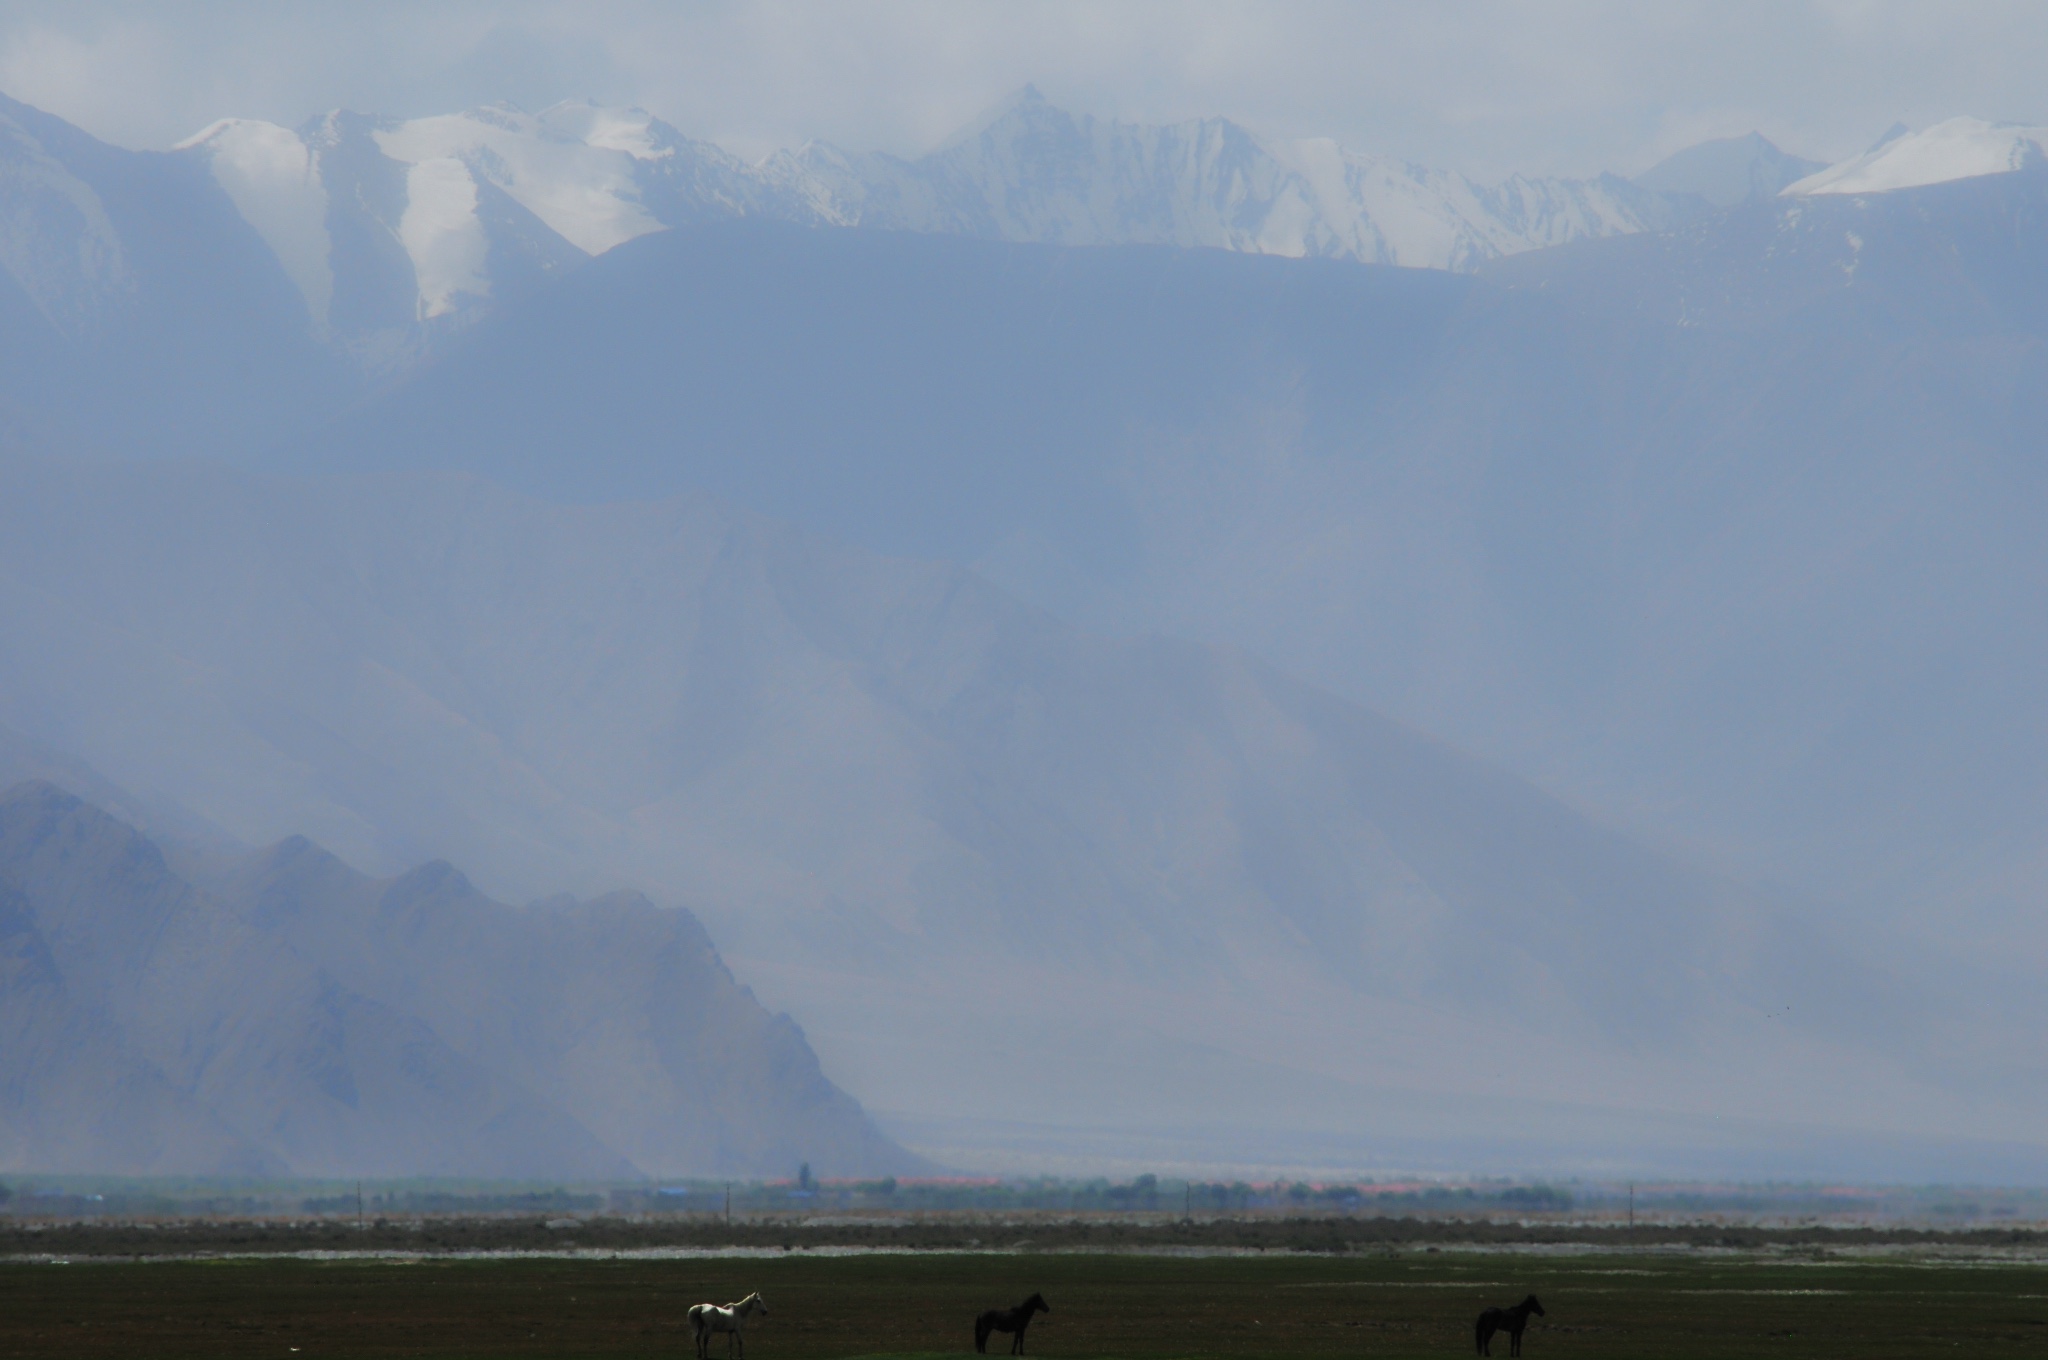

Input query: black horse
[1475,1294,1544,1356]
[974,1293,1050,1354]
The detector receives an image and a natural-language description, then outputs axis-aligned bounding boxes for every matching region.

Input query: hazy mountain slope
[0,781,912,1177]
[0,721,240,856]
[1633,132,1823,206]
[0,873,275,1175]
[212,838,915,1178]
[1089,165,2048,931]
[0,92,347,458]
[294,219,1470,562]
[0,781,627,1176]
[307,177,2048,963]
[1369,167,2048,909]
[0,451,2022,1173]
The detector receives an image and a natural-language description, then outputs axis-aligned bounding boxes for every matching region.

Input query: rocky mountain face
[0,781,914,1177]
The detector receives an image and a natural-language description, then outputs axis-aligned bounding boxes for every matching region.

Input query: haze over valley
[3,43,2047,1182]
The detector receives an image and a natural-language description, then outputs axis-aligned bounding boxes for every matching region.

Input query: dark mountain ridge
[0,781,914,1177]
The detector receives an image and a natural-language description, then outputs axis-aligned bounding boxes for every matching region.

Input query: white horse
[689,1292,768,1359]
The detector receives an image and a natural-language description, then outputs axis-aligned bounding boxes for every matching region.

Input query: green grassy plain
[5,1247,2048,1359]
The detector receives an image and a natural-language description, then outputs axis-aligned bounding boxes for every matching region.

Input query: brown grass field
[6,1244,2048,1359]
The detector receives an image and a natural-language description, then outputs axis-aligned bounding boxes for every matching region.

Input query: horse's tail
[1475,1312,1490,1354]
[975,1315,992,1353]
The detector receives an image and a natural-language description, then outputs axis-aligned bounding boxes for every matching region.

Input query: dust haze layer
[0,451,2036,1179]
[4,89,2048,1178]
[296,169,2048,973]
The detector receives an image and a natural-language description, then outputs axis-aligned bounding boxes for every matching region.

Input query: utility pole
[1184,1182,1190,1220]
[356,1180,364,1232]
[725,1182,731,1225]
[1627,1183,1634,1228]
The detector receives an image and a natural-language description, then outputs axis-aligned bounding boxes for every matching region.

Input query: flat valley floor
[5,1247,2046,1358]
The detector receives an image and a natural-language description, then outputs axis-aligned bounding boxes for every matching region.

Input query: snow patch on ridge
[178,118,333,329]
[373,105,664,256]
[397,158,489,319]
[1785,118,2048,197]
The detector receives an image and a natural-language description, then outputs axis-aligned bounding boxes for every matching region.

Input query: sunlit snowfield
[9,1247,2048,1358]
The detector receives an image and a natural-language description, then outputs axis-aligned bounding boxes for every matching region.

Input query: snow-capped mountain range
[173,86,1695,348]
[8,84,2042,376]
[14,81,2048,1180]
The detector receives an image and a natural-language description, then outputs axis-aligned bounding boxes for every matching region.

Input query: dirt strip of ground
[9,1212,2048,1259]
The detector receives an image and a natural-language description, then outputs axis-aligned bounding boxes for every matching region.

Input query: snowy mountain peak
[1784,117,2048,197]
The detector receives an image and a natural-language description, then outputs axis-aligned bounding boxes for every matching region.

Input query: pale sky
[3,1,2046,179]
